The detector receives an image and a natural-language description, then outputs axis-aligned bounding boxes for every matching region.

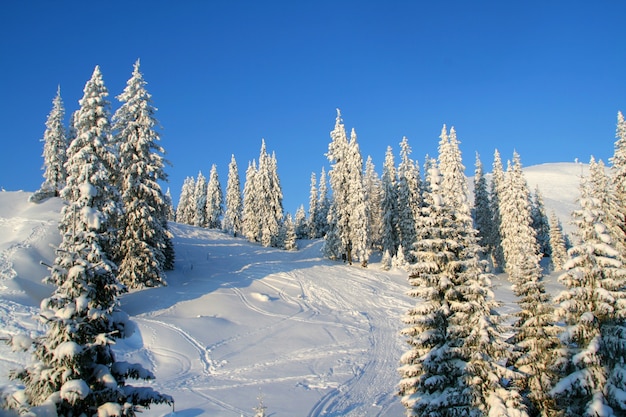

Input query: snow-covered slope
[0,163,582,416]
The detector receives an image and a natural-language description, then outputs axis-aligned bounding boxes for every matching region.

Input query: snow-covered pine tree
[397,137,420,262]
[381,145,399,257]
[282,213,298,251]
[31,86,67,202]
[315,167,330,238]
[438,126,470,223]
[531,187,551,257]
[499,152,540,279]
[193,171,208,227]
[473,153,492,251]
[294,205,308,239]
[242,160,260,242]
[223,154,243,237]
[364,156,383,251]
[347,128,370,265]
[496,155,560,416]
[114,59,172,288]
[61,65,122,265]
[610,110,626,241]
[548,211,568,271]
[551,170,626,415]
[489,149,506,271]
[176,176,196,225]
[307,172,319,238]
[164,188,176,222]
[326,110,368,264]
[257,142,284,247]
[206,164,223,229]
[400,162,526,417]
[588,156,626,262]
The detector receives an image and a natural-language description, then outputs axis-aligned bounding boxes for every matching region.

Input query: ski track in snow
[0,217,53,284]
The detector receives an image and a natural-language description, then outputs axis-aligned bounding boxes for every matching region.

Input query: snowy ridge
[0,163,579,416]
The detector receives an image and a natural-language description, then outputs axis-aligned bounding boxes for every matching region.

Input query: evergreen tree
[223,154,243,237]
[315,167,330,238]
[363,156,383,251]
[347,129,370,265]
[400,163,526,417]
[473,153,492,251]
[438,126,470,221]
[282,213,298,251]
[499,152,540,279]
[551,173,626,415]
[548,211,568,271]
[114,59,172,288]
[294,205,308,239]
[490,149,506,271]
[531,187,551,257]
[381,145,399,256]
[176,176,196,225]
[588,157,626,262]
[206,164,223,229]
[610,110,626,239]
[31,86,67,202]
[7,224,172,415]
[326,110,369,264]
[164,188,176,222]
[397,137,420,262]
[61,65,122,265]
[242,160,260,242]
[193,171,208,227]
[308,172,319,238]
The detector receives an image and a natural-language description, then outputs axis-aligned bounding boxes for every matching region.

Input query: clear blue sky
[1,1,625,213]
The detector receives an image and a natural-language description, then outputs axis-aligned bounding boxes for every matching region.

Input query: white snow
[0,164,580,416]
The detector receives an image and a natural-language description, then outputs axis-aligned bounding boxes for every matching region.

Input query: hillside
[0,163,582,416]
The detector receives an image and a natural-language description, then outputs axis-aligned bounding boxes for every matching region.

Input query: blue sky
[1,1,625,213]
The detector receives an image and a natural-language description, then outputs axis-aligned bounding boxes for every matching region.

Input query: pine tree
[242,160,260,242]
[397,137,420,262]
[307,172,319,238]
[315,167,330,238]
[193,171,208,227]
[223,154,243,237]
[531,187,551,257]
[473,153,492,251]
[490,149,506,271]
[206,164,223,229]
[114,59,171,288]
[364,156,383,250]
[61,65,122,265]
[548,211,568,271]
[551,172,626,415]
[7,227,172,415]
[610,110,626,241]
[326,110,369,264]
[282,213,298,251]
[381,145,399,256]
[31,86,67,202]
[400,162,526,417]
[176,176,196,225]
[496,155,560,416]
[294,205,308,239]
[588,157,626,262]
[499,152,540,279]
[164,188,176,222]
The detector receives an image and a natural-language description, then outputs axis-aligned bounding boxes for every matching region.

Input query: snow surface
[0,163,581,416]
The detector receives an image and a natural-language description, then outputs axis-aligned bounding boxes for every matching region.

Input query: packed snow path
[118,224,412,416]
